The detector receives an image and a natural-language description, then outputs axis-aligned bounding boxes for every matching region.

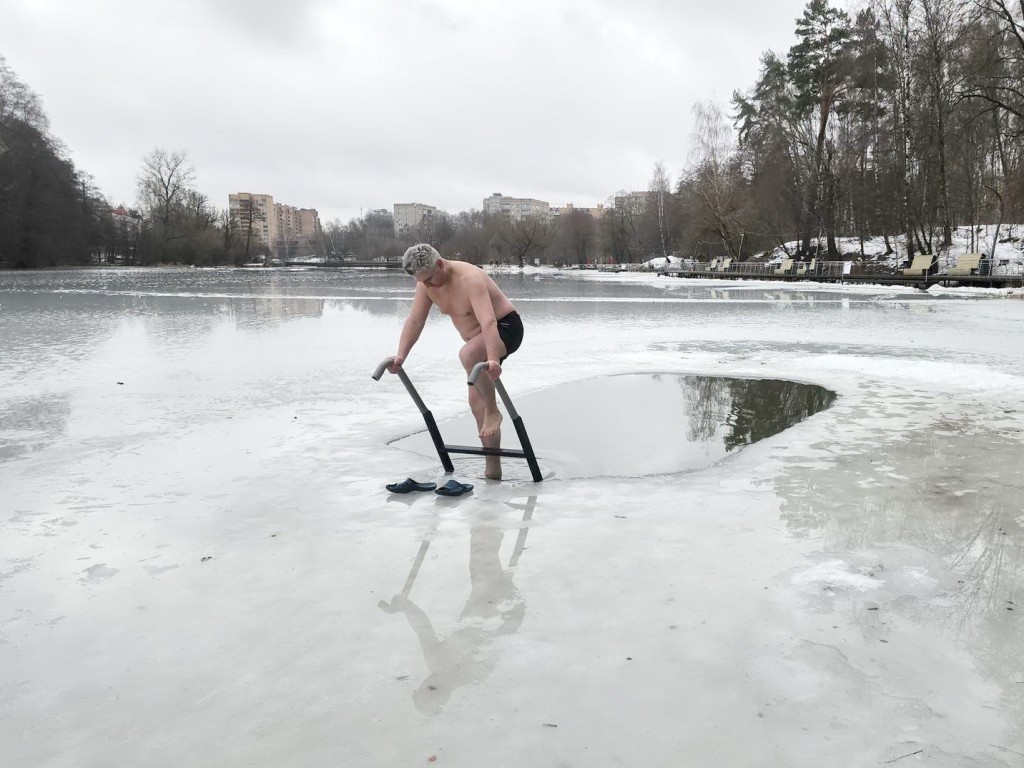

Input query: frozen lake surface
[2,267,1023,767]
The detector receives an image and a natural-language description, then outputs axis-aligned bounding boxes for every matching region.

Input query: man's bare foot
[485,457,502,480]
[480,410,503,439]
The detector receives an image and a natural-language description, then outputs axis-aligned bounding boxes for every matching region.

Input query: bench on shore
[902,254,937,276]
[775,258,794,275]
[945,253,984,276]
[795,258,817,276]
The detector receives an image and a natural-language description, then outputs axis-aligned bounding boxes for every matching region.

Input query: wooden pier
[285,260,402,269]
[656,259,1024,291]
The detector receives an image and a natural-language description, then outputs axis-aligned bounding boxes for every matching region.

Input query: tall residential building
[229,193,278,249]
[393,202,438,235]
[274,204,322,258]
[229,193,321,258]
[483,192,550,221]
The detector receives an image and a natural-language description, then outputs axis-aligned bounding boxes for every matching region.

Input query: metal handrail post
[372,357,454,473]
[468,362,542,482]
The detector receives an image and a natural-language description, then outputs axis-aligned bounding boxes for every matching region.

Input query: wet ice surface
[2,267,1024,767]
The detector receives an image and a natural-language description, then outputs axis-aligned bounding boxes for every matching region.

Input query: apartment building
[551,202,606,219]
[393,202,438,235]
[229,193,278,249]
[483,192,550,221]
[613,191,653,210]
[228,193,321,258]
[274,204,322,258]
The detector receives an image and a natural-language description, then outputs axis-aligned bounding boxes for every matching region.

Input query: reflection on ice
[378,497,534,714]
[774,416,1024,633]
[0,394,71,462]
[391,374,836,479]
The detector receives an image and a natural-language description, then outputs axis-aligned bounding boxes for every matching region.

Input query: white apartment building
[274,204,322,257]
[393,202,438,235]
[229,193,321,257]
[229,193,278,248]
[483,192,550,221]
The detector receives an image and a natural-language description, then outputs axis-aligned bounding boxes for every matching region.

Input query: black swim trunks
[496,311,524,362]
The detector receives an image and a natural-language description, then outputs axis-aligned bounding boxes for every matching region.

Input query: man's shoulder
[450,260,482,274]
[452,261,488,282]
[413,281,435,304]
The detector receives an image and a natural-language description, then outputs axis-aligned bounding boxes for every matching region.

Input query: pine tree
[787,0,853,257]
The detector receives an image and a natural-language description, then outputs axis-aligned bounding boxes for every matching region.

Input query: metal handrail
[372,357,431,415]
[468,361,521,421]
[372,357,453,472]
[373,357,542,481]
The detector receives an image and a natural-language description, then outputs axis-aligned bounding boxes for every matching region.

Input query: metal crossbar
[372,357,543,482]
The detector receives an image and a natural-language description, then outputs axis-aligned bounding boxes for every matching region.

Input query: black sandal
[435,479,474,497]
[385,478,437,494]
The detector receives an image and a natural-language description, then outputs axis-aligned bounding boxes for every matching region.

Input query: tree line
[323,0,1024,267]
[722,0,1023,261]
[2,0,1022,269]
[0,56,276,268]
[0,56,110,268]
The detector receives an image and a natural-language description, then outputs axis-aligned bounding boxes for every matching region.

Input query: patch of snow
[792,560,884,592]
[759,225,1024,275]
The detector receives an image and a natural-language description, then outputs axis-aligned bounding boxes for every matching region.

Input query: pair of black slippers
[386,478,474,497]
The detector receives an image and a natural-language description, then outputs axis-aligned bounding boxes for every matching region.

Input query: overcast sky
[1,0,814,223]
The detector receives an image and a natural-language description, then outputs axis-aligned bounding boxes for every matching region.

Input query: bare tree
[919,0,970,246]
[648,162,672,259]
[136,148,196,239]
[498,216,550,267]
[552,209,597,265]
[603,191,646,262]
[874,0,919,258]
[685,100,746,257]
[0,55,47,132]
[965,0,1024,126]
[183,189,216,231]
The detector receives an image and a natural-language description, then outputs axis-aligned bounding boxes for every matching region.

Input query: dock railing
[659,255,1022,287]
[935,254,1023,278]
[665,259,849,280]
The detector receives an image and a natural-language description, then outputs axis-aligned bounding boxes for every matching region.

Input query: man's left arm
[468,277,503,380]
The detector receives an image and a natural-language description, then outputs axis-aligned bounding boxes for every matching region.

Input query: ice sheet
[2,268,1023,767]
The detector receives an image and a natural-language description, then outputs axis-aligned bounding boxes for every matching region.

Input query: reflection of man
[378,527,525,714]
[387,244,524,480]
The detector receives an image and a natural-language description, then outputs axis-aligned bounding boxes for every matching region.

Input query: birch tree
[684,100,746,258]
[648,162,673,259]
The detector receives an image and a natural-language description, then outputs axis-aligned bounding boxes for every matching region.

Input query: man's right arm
[389,285,432,373]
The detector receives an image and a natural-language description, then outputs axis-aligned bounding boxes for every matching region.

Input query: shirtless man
[387,244,524,480]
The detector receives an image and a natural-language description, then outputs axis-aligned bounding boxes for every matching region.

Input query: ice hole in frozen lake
[389,374,836,480]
